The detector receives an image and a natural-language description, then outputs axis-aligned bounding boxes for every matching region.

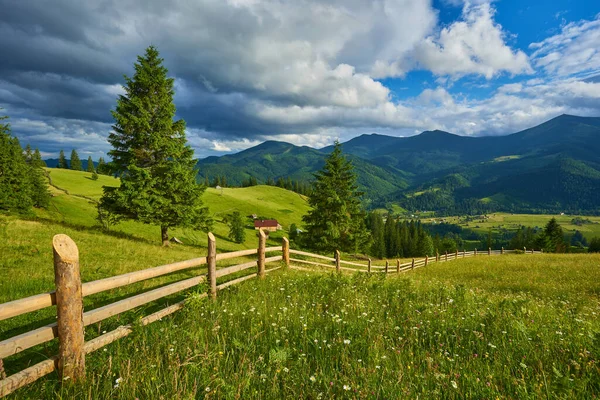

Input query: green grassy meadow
[2,169,600,398]
[39,168,308,251]
[4,253,600,399]
[422,213,600,240]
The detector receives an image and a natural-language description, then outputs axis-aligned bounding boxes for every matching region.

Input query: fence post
[258,230,266,279]
[524,247,527,253]
[335,250,341,274]
[52,234,85,382]
[462,249,465,258]
[436,252,439,262]
[531,248,534,255]
[368,258,372,274]
[411,258,415,270]
[455,249,458,259]
[282,237,290,267]
[488,247,491,256]
[475,248,477,256]
[207,232,217,299]
[0,359,5,380]
[501,247,504,255]
[445,251,448,261]
[396,259,400,273]
[425,255,428,267]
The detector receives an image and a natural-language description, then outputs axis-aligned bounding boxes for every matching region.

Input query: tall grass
[7,254,600,399]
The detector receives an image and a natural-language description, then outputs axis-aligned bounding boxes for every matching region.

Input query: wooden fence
[0,235,540,397]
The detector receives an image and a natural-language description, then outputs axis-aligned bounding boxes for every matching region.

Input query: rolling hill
[39,169,309,251]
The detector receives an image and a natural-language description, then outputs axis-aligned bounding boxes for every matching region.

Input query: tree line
[55,149,111,176]
[202,174,312,196]
[0,113,51,214]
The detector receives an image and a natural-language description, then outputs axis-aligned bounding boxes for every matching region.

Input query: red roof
[254,219,278,228]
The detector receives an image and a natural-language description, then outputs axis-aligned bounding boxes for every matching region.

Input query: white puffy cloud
[530,14,600,78]
[414,2,532,79]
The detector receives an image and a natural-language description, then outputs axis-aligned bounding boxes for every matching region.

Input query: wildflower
[343,339,351,345]
[310,376,317,383]
[375,365,381,369]
[205,387,211,392]
[488,343,497,349]
[343,385,351,391]
[283,367,289,373]
[451,380,458,389]
[114,377,122,389]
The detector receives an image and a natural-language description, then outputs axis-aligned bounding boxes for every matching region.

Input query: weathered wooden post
[474,248,477,256]
[445,251,448,261]
[488,247,491,256]
[335,250,341,274]
[462,249,465,258]
[207,232,217,299]
[0,359,5,380]
[425,255,428,267]
[385,260,389,274]
[258,230,266,279]
[455,249,459,259]
[524,246,527,254]
[368,258,372,274]
[396,259,400,273]
[541,249,543,254]
[282,237,290,267]
[411,258,415,270]
[501,247,504,255]
[436,252,439,262]
[52,234,85,382]
[531,248,534,254]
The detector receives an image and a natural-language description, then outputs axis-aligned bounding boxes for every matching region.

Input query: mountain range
[195,114,600,214]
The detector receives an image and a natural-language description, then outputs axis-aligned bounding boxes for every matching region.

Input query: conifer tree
[99,46,212,245]
[96,157,107,175]
[70,149,82,170]
[87,156,95,173]
[58,150,68,169]
[32,148,46,168]
[228,211,246,243]
[302,141,368,253]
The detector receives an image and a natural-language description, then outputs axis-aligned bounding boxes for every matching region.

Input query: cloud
[0,0,597,160]
[530,14,600,78]
[414,2,532,79]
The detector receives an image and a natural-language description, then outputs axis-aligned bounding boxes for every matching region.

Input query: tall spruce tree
[99,46,212,245]
[70,149,82,171]
[32,148,47,168]
[86,156,95,173]
[58,150,68,169]
[302,141,368,253]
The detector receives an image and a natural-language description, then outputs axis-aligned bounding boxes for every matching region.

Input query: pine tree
[96,157,107,175]
[228,211,246,244]
[302,141,368,253]
[99,46,212,245]
[32,148,47,168]
[589,237,600,253]
[91,170,99,181]
[58,150,68,169]
[540,218,567,253]
[70,149,82,171]
[87,156,95,173]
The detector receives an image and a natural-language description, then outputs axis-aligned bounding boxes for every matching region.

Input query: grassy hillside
[40,169,309,250]
[6,253,600,399]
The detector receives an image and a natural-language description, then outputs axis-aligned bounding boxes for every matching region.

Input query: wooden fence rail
[0,235,541,398]
[0,230,286,398]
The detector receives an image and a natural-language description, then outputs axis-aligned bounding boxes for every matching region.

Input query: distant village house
[254,219,282,232]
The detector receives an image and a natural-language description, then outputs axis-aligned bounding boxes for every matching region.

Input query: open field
[4,252,600,399]
[39,169,308,250]
[421,213,600,240]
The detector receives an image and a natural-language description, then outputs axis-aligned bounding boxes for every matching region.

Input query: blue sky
[0,0,599,159]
